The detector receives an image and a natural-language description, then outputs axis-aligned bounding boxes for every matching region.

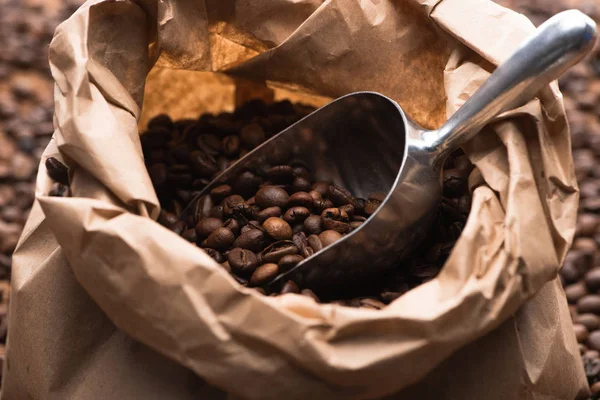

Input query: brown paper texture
[1,0,588,399]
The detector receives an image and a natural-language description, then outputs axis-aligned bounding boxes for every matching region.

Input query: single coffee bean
[309,190,323,203]
[281,280,300,294]
[574,237,598,252]
[304,215,322,234]
[223,218,240,236]
[577,213,598,236]
[190,150,218,176]
[255,186,290,208]
[208,205,224,220]
[589,331,600,351]
[283,206,311,224]
[250,263,279,286]
[566,281,588,303]
[182,229,197,242]
[233,229,266,252]
[288,191,313,208]
[228,248,260,275]
[339,204,355,216]
[45,157,69,185]
[586,268,600,292]
[210,184,232,201]
[307,234,323,253]
[202,227,235,250]
[195,217,223,239]
[171,221,187,235]
[292,165,311,180]
[267,165,294,182]
[300,288,320,302]
[319,230,343,247]
[240,123,266,149]
[328,184,357,207]
[159,211,179,227]
[222,195,245,215]
[205,248,226,263]
[263,217,293,241]
[223,135,240,156]
[259,241,298,263]
[578,295,600,314]
[256,206,282,222]
[575,314,600,331]
[311,182,330,196]
[574,323,590,343]
[278,254,304,271]
[292,177,312,192]
[314,199,334,213]
[350,221,364,229]
[266,145,291,165]
[293,232,314,258]
[364,198,382,215]
[233,171,263,196]
[321,208,350,233]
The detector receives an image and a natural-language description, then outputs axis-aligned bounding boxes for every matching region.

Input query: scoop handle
[428,10,597,157]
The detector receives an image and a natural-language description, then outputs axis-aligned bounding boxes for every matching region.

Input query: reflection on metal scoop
[181,10,597,292]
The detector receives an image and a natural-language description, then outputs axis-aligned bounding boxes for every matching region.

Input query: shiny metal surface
[180,10,597,293]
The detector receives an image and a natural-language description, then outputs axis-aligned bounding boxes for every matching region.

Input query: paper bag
[1,0,589,398]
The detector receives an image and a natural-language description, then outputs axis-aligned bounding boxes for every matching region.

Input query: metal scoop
[182,10,597,293]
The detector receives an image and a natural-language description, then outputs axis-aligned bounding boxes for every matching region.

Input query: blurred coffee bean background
[2,0,600,394]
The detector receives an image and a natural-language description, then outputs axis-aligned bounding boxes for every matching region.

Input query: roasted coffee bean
[314,198,334,213]
[228,248,260,275]
[307,234,323,253]
[256,206,282,222]
[250,263,279,286]
[311,182,330,196]
[278,254,304,271]
[328,185,357,207]
[578,295,600,314]
[223,135,240,156]
[586,268,600,292]
[259,241,298,263]
[288,191,313,208]
[182,229,197,242]
[319,230,343,247]
[45,157,69,185]
[292,177,312,192]
[233,229,266,252]
[263,217,293,241]
[202,227,235,250]
[266,145,291,165]
[210,184,232,201]
[221,195,245,215]
[566,281,588,303]
[293,232,314,258]
[240,123,266,149]
[190,151,218,176]
[303,215,322,234]
[255,186,289,208]
[364,197,382,216]
[283,207,311,224]
[281,280,300,294]
[321,208,350,233]
[589,331,600,352]
[205,248,226,263]
[292,165,311,180]
[575,323,590,343]
[267,165,294,182]
[575,314,600,331]
[195,218,223,239]
[223,218,240,236]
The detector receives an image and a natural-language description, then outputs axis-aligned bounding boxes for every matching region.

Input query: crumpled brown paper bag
[1,0,590,399]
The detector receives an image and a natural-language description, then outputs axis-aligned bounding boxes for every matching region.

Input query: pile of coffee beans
[0,0,85,379]
[45,97,473,306]
[494,0,600,397]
